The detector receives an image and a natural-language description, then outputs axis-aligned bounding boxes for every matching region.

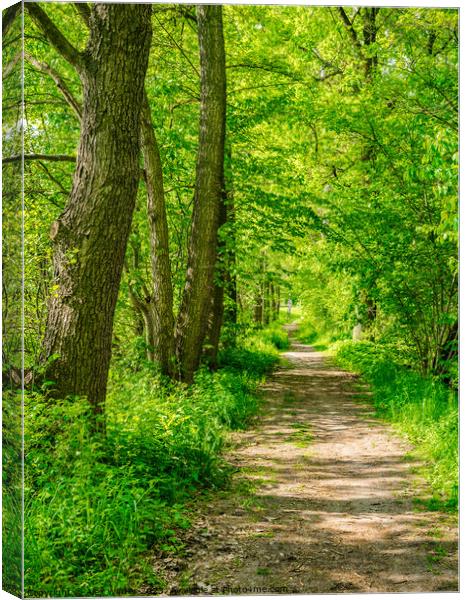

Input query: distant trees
[292,7,458,381]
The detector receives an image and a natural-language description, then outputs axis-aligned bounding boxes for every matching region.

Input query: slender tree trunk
[222,143,238,328]
[275,285,281,319]
[224,268,238,326]
[175,5,226,382]
[338,7,379,333]
[254,294,263,325]
[263,280,271,325]
[41,5,152,413]
[140,89,175,374]
[204,180,227,369]
[270,282,276,322]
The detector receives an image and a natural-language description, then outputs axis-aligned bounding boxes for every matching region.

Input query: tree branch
[26,3,84,71]
[3,154,76,165]
[37,161,70,196]
[2,52,21,81]
[2,3,21,37]
[25,51,82,120]
[337,7,363,52]
[226,62,301,82]
[74,2,90,27]
[3,153,148,180]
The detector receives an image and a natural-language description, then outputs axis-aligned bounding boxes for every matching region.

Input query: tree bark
[40,4,152,413]
[204,143,237,366]
[337,7,380,331]
[204,180,227,369]
[263,279,271,325]
[140,89,175,374]
[274,284,281,319]
[254,290,263,325]
[175,5,226,382]
[222,145,238,328]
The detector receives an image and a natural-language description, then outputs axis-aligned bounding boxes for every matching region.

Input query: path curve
[153,334,458,594]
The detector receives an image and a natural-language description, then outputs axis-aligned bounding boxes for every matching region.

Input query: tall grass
[2,390,22,596]
[334,340,458,510]
[23,327,283,597]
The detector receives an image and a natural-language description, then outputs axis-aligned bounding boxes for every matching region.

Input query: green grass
[333,340,458,511]
[295,320,318,344]
[23,328,281,598]
[2,390,22,597]
[294,319,332,352]
[286,423,313,447]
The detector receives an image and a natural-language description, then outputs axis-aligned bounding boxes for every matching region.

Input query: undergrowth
[333,340,458,512]
[23,324,283,597]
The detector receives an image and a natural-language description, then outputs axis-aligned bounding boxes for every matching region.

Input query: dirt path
[152,333,458,594]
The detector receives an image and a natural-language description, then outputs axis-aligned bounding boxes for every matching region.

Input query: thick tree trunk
[175,5,226,382]
[140,89,175,374]
[41,5,152,412]
[204,144,237,366]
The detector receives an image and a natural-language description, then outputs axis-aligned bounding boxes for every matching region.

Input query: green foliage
[219,320,288,375]
[2,391,22,596]
[257,321,290,351]
[6,4,458,596]
[295,321,318,345]
[334,341,458,510]
[24,354,264,597]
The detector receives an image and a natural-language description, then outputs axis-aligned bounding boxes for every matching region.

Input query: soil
[147,329,458,595]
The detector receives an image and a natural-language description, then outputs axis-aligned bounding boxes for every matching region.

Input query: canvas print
[2,1,459,597]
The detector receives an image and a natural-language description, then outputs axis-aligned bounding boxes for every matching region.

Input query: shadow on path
[147,330,458,594]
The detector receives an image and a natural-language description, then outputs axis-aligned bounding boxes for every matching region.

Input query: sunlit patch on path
[150,331,458,595]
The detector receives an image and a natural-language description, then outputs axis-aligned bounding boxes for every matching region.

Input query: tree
[27,3,152,413]
[175,5,226,382]
[140,89,175,374]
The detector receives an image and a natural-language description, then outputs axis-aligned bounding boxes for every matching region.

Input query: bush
[296,320,318,344]
[250,321,290,351]
[218,320,287,375]
[24,359,265,597]
[334,340,458,510]
[2,390,22,596]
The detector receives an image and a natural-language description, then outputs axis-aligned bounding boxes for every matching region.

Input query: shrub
[218,320,287,375]
[24,358,264,597]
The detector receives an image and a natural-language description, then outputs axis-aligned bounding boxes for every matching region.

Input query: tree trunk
[275,284,281,319]
[204,143,237,366]
[204,180,227,369]
[254,290,263,325]
[263,279,271,325]
[204,273,225,370]
[222,143,237,328]
[270,282,276,322]
[41,5,152,413]
[140,89,175,374]
[175,5,226,383]
[338,7,379,330]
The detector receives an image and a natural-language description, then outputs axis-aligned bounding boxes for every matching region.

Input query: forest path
[154,328,458,594]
